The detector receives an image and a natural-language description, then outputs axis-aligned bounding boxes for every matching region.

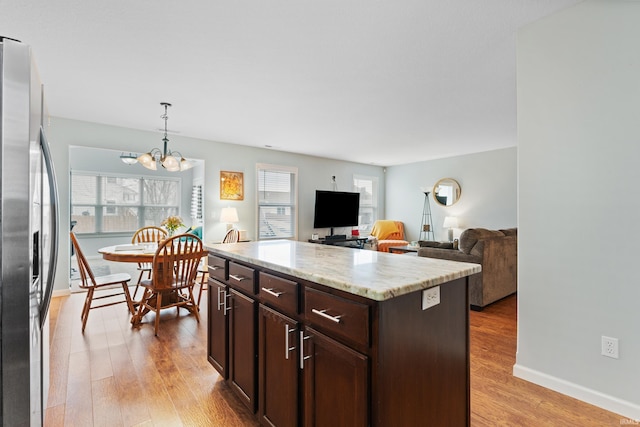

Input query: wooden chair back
[132,226,167,245]
[70,231,97,289]
[152,234,204,291]
[131,226,168,298]
[222,228,240,243]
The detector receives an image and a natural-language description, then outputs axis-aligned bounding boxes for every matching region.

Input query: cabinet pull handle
[285,324,296,360]
[311,308,342,323]
[262,287,284,298]
[224,292,231,314]
[299,330,311,369]
[229,274,246,282]
[210,265,220,271]
[217,287,224,311]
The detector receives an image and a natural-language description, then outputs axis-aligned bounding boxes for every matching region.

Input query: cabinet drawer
[304,288,370,348]
[259,272,299,316]
[229,262,257,294]
[208,255,227,282]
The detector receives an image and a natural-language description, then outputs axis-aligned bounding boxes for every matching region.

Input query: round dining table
[98,244,207,325]
[98,244,157,263]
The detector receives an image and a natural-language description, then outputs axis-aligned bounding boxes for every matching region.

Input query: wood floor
[45,291,622,426]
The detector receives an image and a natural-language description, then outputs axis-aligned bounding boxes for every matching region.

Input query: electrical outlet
[601,336,619,359]
[422,286,440,310]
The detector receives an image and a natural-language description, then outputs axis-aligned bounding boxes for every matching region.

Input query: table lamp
[443,216,459,242]
[220,207,239,231]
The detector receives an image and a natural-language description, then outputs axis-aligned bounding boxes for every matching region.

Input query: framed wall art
[220,171,244,200]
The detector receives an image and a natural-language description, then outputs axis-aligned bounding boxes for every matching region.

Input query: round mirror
[433,178,461,206]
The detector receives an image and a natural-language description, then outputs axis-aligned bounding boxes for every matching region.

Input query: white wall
[385,147,517,242]
[49,117,385,292]
[516,0,640,419]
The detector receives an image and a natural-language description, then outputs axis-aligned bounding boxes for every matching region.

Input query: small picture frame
[220,171,244,200]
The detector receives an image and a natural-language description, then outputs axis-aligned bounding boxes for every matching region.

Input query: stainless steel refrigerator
[1,37,59,426]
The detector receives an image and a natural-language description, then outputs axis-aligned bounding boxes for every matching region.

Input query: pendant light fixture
[136,102,193,172]
[119,152,138,164]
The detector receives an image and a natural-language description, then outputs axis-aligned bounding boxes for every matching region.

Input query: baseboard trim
[513,364,640,421]
[52,288,71,298]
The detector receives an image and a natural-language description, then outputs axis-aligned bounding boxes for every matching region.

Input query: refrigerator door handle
[39,126,59,328]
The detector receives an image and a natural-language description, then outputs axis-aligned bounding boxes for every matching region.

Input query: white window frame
[256,163,298,240]
[70,170,181,235]
[353,174,379,234]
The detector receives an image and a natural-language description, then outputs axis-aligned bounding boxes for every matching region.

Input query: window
[257,164,298,240]
[71,171,180,234]
[353,174,378,234]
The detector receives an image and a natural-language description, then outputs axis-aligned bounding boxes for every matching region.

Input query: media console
[308,236,368,249]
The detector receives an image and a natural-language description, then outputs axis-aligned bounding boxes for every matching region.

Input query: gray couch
[417,228,517,310]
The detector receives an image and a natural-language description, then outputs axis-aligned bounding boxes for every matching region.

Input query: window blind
[257,164,298,240]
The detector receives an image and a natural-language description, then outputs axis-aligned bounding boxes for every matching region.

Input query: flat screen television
[313,190,360,235]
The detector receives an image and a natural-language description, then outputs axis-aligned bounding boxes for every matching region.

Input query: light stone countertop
[205,240,481,301]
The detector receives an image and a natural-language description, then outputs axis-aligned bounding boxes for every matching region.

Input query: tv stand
[325,234,347,240]
[308,236,368,249]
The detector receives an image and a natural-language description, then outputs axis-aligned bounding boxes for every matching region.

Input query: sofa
[368,220,409,252]
[417,228,517,310]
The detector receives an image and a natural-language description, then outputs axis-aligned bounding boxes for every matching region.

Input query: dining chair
[222,228,240,243]
[131,226,167,299]
[132,233,205,336]
[195,228,240,305]
[196,257,208,307]
[70,232,135,332]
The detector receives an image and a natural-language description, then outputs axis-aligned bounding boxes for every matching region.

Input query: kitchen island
[205,240,481,427]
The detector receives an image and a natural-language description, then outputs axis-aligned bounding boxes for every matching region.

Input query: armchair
[369,220,409,252]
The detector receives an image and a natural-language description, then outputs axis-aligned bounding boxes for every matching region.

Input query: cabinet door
[302,327,368,427]
[259,305,299,427]
[208,279,228,378]
[229,289,258,412]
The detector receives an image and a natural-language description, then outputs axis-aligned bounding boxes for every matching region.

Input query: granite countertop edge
[205,241,481,302]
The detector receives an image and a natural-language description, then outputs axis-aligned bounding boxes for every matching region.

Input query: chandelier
[122,102,192,172]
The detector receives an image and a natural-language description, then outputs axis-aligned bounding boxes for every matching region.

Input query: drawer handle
[210,265,221,271]
[229,274,246,282]
[311,308,342,323]
[262,287,284,298]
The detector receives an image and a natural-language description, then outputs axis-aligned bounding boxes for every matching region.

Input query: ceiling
[1,0,579,166]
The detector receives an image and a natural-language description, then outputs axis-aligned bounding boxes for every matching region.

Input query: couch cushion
[458,228,504,254]
[418,241,454,249]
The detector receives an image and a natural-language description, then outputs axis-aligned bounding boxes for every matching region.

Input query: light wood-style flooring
[45,290,622,426]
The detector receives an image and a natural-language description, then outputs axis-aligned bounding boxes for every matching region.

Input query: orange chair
[369,220,409,252]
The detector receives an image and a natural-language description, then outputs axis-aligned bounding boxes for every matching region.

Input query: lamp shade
[443,216,459,229]
[137,152,157,170]
[220,207,239,224]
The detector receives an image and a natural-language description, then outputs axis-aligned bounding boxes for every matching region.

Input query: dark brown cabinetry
[258,305,299,427]
[302,327,368,427]
[208,278,228,377]
[207,249,470,427]
[229,289,258,412]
